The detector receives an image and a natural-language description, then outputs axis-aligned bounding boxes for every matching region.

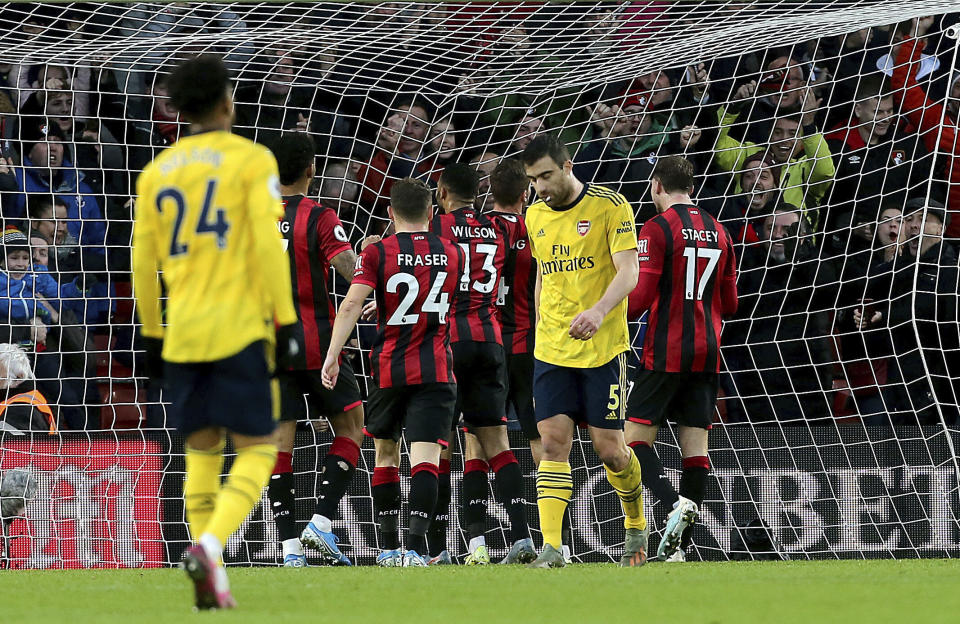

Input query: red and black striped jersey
[490,211,535,355]
[430,207,515,344]
[353,231,465,388]
[280,194,353,370]
[630,204,738,373]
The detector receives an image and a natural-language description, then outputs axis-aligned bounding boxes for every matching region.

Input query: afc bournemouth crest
[891,150,905,166]
[577,219,591,236]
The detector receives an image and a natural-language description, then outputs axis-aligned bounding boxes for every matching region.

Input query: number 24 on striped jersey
[385,272,451,326]
[681,247,722,301]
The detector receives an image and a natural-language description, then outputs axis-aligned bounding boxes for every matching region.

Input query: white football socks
[309,514,333,533]
[282,538,304,557]
[468,536,486,553]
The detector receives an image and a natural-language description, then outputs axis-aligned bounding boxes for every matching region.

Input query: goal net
[1,1,959,567]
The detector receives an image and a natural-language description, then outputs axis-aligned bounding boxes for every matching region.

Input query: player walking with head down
[133,55,297,609]
[521,134,649,568]
[266,132,364,567]
[322,177,465,567]
[624,156,738,562]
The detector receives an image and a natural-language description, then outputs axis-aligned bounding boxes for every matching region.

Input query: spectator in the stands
[24,194,111,326]
[317,159,364,241]
[736,55,810,144]
[353,97,433,216]
[17,63,91,121]
[713,79,835,232]
[22,84,124,195]
[723,205,836,424]
[824,77,931,246]
[470,149,501,211]
[703,151,782,246]
[235,48,352,152]
[128,70,180,175]
[830,208,905,424]
[858,199,960,424]
[573,87,703,215]
[0,226,98,429]
[420,115,463,184]
[891,19,960,237]
[3,119,106,251]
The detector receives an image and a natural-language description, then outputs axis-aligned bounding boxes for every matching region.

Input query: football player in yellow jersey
[133,55,297,609]
[521,134,649,568]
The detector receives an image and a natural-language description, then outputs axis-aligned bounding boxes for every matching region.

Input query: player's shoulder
[584,184,630,209]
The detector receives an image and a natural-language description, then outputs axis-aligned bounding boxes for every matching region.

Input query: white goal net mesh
[0,1,959,567]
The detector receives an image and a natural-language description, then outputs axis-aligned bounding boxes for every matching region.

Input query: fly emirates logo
[539,244,595,275]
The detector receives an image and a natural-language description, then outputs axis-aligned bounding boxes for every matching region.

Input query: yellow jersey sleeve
[607,195,638,255]
[243,148,298,327]
[132,166,164,339]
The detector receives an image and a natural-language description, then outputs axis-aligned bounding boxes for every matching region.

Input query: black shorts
[451,341,507,430]
[365,383,457,445]
[277,359,362,422]
[533,353,627,431]
[506,351,537,440]
[164,340,278,437]
[626,369,718,429]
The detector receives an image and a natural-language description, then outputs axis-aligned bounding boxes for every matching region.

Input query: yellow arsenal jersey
[133,130,297,363]
[526,184,638,368]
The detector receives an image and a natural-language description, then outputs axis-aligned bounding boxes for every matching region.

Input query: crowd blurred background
[0,2,958,431]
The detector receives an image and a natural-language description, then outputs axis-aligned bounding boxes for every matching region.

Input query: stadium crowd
[0,3,959,430]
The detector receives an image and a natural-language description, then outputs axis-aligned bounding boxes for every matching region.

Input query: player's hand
[360,234,381,251]
[142,337,164,381]
[321,354,340,390]
[569,307,603,340]
[0,156,12,175]
[361,300,378,321]
[275,324,301,370]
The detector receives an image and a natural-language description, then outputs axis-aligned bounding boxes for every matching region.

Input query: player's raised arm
[246,149,297,327]
[131,174,164,340]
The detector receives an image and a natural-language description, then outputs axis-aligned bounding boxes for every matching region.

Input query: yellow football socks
[203,443,278,547]
[183,439,226,540]
[605,452,647,531]
[536,460,573,549]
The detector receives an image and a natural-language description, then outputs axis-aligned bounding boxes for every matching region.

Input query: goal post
[0,1,959,567]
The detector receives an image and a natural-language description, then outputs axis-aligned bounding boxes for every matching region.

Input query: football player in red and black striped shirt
[322,177,464,567]
[267,133,363,567]
[428,163,534,565]
[625,156,738,562]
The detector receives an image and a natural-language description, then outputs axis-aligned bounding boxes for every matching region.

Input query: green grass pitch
[3,559,959,623]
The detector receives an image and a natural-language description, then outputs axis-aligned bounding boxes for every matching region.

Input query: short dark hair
[855,76,892,102]
[651,155,695,193]
[27,194,63,220]
[270,132,315,186]
[168,54,230,120]
[438,162,479,201]
[521,133,569,168]
[490,159,528,207]
[390,177,433,222]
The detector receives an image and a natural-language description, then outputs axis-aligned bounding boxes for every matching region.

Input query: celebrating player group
[132,55,737,610]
